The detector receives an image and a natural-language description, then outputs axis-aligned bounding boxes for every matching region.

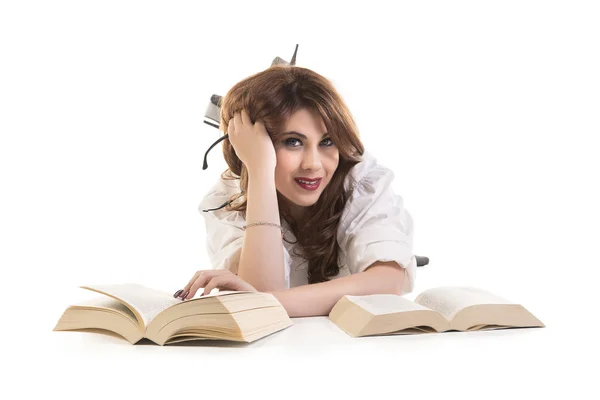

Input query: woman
[173,65,417,317]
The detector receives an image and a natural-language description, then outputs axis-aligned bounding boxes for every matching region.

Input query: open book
[53,284,293,345]
[329,286,545,337]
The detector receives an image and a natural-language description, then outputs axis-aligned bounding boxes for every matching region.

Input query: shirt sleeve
[337,163,416,295]
[199,181,292,288]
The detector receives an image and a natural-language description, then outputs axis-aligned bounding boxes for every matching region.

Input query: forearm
[237,167,286,292]
[267,261,407,317]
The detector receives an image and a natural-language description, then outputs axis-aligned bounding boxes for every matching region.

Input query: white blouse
[198,149,417,295]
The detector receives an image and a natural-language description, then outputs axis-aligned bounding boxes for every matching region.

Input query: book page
[345,294,433,315]
[74,297,138,323]
[414,287,514,320]
[82,283,181,327]
[81,285,258,327]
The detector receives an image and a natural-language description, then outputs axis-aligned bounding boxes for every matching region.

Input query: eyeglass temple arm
[202,131,229,170]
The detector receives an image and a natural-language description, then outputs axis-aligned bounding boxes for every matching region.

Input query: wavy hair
[217,65,365,284]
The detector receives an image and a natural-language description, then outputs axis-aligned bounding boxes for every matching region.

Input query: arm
[267,261,407,317]
[236,167,286,292]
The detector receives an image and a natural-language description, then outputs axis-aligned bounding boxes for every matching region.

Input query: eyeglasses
[202,133,228,171]
[200,128,232,212]
[201,199,232,212]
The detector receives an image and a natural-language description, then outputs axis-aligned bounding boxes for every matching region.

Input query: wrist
[248,165,275,180]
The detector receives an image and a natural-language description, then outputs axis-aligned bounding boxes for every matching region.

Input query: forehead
[283,108,327,135]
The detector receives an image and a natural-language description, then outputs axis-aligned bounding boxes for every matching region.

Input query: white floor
[4,295,595,400]
[2,1,599,399]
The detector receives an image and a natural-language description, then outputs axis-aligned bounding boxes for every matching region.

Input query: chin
[291,198,319,207]
[286,194,319,206]
[281,189,321,208]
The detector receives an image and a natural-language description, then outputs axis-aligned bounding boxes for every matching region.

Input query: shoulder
[339,149,409,235]
[343,149,396,194]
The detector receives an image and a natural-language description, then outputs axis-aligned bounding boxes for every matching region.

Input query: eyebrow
[281,131,329,139]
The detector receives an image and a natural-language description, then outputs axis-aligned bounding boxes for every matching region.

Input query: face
[273,108,340,220]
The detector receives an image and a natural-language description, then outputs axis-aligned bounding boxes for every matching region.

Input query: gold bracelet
[242,222,284,238]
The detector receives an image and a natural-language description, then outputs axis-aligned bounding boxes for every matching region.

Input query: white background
[1,1,598,399]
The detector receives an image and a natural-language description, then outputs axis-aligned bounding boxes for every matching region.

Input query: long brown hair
[218,65,365,283]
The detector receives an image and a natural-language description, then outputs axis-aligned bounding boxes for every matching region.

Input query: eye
[283,138,302,147]
[322,138,334,147]
[283,138,335,148]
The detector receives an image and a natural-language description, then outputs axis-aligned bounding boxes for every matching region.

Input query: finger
[184,270,232,299]
[254,118,266,130]
[182,270,227,294]
[227,116,235,135]
[184,275,208,300]
[202,275,233,296]
[183,271,201,293]
[240,109,252,127]
[233,110,242,131]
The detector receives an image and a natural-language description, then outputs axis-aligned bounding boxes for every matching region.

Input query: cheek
[274,152,295,183]
[327,151,340,173]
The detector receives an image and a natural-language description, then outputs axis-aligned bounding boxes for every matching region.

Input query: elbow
[237,265,287,293]
[363,261,408,295]
[391,268,408,295]
[391,266,407,295]
[387,273,406,295]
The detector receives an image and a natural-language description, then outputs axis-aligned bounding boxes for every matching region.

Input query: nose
[301,147,322,172]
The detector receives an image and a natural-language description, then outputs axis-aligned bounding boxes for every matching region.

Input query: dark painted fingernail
[173,289,183,298]
[180,290,189,300]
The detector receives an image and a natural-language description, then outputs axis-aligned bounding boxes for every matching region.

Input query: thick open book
[53,284,293,345]
[329,286,545,337]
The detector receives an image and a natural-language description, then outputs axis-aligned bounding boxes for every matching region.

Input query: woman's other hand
[227,109,276,174]
[173,269,258,300]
